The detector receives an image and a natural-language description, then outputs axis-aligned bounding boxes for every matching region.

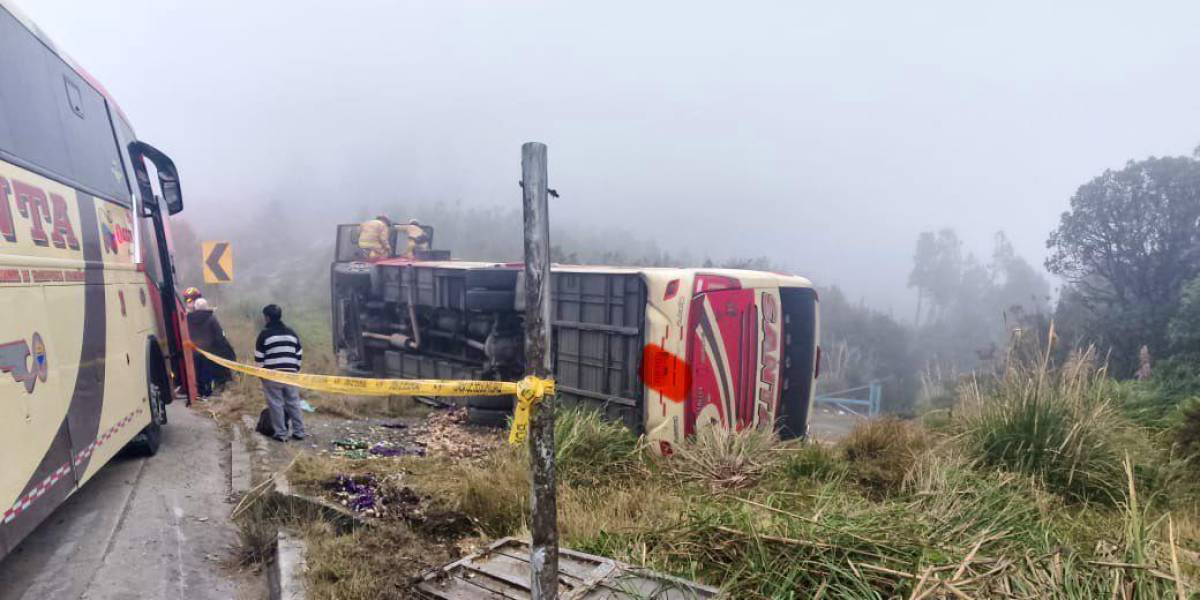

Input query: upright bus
[0,1,194,560]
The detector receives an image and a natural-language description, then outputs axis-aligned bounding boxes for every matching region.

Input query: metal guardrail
[814,382,882,418]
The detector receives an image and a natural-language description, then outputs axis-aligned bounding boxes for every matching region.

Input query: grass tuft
[838,417,928,497]
[777,440,848,483]
[553,408,641,486]
[667,426,780,491]
[958,346,1147,504]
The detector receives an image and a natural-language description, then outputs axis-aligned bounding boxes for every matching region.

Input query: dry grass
[455,446,530,536]
[303,521,466,600]
[275,405,1200,599]
[838,416,929,497]
[666,426,781,490]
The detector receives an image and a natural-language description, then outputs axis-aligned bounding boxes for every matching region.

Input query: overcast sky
[15,0,1200,314]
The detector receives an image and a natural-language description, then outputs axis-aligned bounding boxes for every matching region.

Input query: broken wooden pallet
[414,537,719,599]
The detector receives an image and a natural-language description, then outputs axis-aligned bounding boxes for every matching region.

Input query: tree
[908,229,964,326]
[818,286,920,413]
[908,229,1049,366]
[1168,275,1200,356]
[1046,154,1200,373]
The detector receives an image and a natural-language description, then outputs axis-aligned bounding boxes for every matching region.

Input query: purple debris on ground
[329,474,379,512]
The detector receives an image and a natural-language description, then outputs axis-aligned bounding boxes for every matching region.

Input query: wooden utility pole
[521,141,558,599]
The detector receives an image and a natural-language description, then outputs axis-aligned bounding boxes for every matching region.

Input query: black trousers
[195,355,214,396]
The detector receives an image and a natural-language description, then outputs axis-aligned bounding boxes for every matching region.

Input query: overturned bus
[330,223,819,454]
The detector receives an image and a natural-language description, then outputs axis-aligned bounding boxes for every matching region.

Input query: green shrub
[553,407,641,486]
[777,441,847,483]
[959,347,1145,504]
[1174,397,1200,468]
[1121,356,1200,428]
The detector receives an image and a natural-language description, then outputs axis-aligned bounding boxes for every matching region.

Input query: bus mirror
[160,178,183,215]
[128,141,183,215]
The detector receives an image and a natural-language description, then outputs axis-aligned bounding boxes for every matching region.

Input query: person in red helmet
[183,286,202,312]
[187,298,236,397]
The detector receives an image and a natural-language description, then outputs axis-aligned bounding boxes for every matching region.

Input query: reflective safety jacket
[399,224,429,257]
[358,219,391,258]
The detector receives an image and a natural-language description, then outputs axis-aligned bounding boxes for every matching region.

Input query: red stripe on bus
[2,408,144,526]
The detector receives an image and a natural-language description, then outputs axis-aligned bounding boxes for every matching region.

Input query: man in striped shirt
[255,304,306,441]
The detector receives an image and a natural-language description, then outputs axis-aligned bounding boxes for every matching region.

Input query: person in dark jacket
[186,298,236,397]
[254,304,305,441]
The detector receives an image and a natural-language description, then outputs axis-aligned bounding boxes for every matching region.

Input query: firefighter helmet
[183,287,202,301]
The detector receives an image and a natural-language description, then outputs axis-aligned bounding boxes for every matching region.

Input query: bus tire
[129,345,169,456]
[129,421,162,457]
[467,407,511,428]
[466,395,514,411]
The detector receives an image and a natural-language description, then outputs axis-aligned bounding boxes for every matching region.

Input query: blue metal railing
[813,382,881,418]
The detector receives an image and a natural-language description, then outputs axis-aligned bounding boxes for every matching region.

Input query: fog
[17,0,1200,314]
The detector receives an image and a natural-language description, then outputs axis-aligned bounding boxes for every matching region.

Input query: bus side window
[0,8,129,205]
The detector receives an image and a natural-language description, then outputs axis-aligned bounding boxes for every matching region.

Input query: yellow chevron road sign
[201,241,233,284]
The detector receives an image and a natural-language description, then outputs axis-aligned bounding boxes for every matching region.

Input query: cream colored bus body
[0,0,171,558]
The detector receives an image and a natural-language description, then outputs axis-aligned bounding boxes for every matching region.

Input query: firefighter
[400,219,430,258]
[357,215,393,259]
[183,287,202,312]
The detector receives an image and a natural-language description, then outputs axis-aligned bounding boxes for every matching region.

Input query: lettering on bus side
[756,291,780,429]
[0,176,15,243]
[0,175,80,250]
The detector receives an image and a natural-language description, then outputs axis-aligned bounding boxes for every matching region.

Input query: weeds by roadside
[838,416,928,497]
[242,343,1200,599]
[959,346,1149,504]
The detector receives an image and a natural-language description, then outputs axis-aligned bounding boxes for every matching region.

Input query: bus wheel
[467,407,511,428]
[130,355,169,456]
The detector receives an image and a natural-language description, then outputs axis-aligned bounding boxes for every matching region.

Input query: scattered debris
[414,408,502,460]
[327,475,382,514]
[324,474,425,522]
[331,438,424,459]
[369,441,417,457]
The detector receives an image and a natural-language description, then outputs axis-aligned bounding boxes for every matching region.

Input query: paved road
[809,408,862,442]
[0,405,249,600]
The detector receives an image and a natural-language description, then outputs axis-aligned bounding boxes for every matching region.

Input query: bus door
[127,142,194,403]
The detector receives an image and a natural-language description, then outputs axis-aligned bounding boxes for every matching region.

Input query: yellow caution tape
[188,345,553,445]
[508,375,554,446]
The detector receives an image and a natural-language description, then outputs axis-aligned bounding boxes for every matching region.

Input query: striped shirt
[254,322,303,373]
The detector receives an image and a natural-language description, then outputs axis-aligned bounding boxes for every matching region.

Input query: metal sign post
[521,142,558,599]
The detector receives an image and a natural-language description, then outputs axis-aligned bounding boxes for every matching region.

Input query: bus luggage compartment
[549,271,647,432]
